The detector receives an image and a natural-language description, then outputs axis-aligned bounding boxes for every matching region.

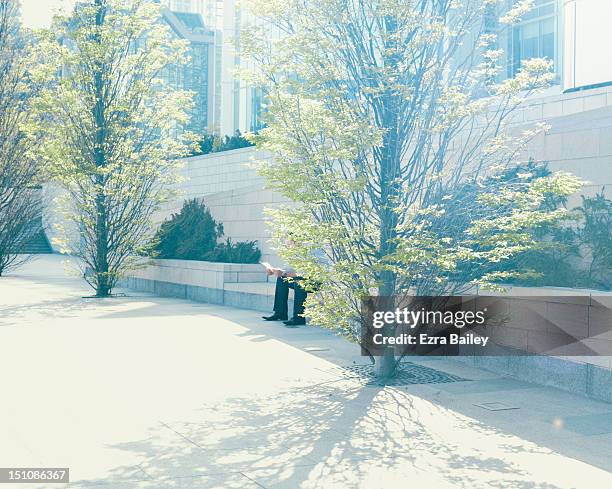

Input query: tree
[427,159,583,289]
[240,0,583,376]
[28,0,194,296]
[0,0,42,276]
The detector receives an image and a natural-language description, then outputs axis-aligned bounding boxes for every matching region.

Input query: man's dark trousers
[272,276,307,321]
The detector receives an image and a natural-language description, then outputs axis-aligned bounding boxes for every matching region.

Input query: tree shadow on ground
[0,296,155,325]
[71,372,575,489]
[7,282,609,488]
[0,298,104,325]
[59,296,612,486]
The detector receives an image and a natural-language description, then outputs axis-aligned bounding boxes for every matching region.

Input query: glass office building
[507,0,560,80]
[500,0,612,92]
[162,9,215,135]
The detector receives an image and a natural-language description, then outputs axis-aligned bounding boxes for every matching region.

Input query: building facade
[162,0,612,143]
[497,0,612,201]
[45,0,612,259]
[157,0,612,260]
[161,9,216,135]
[498,0,612,93]
[161,0,264,136]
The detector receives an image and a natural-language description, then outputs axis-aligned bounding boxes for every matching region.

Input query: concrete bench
[119,259,294,313]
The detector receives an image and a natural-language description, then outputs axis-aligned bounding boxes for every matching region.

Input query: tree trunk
[95,186,109,297]
[373,14,402,380]
[375,346,396,378]
[93,0,110,297]
[375,271,398,379]
[375,115,400,378]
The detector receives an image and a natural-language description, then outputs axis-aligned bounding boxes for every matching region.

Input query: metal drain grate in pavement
[334,362,470,386]
[474,402,519,411]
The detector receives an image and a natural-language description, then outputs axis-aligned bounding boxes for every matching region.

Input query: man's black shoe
[283,318,306,327]
[262,314,288,321]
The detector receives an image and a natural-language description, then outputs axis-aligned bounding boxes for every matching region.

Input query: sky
[20,0,74,28]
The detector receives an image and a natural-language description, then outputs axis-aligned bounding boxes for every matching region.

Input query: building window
[507,0,560,81]
[183,43,209,133]
[250,87,264,132]
[170,0,194,13]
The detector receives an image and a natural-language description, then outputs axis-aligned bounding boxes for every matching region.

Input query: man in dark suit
[261,265,307,327]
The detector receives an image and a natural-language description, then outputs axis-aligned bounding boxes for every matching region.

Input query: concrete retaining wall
[44,87,612,262]
[455,354,612,404]
[121,259,612,403]
[452,287,612,403]
[126,259,269,288]
[156,147,290,266]
[119,258,290,313]
[473,288,612,361]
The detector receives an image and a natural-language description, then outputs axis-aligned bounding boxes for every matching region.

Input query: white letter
[373,311,384,328]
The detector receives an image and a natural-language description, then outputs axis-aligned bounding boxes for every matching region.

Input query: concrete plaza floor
[2,255,612,489]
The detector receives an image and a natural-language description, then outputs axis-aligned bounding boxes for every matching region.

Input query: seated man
[261,265,307,327]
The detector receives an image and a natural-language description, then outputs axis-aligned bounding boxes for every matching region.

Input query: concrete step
[17,230,53,254]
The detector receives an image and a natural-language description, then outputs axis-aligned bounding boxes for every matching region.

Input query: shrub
[152,199,261,264]
[153,199,223,260]
[504,190,611,290]
[191,130,254,156]
[207,238,262,264]
[577,190,612,290]
[195,133,215,155]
